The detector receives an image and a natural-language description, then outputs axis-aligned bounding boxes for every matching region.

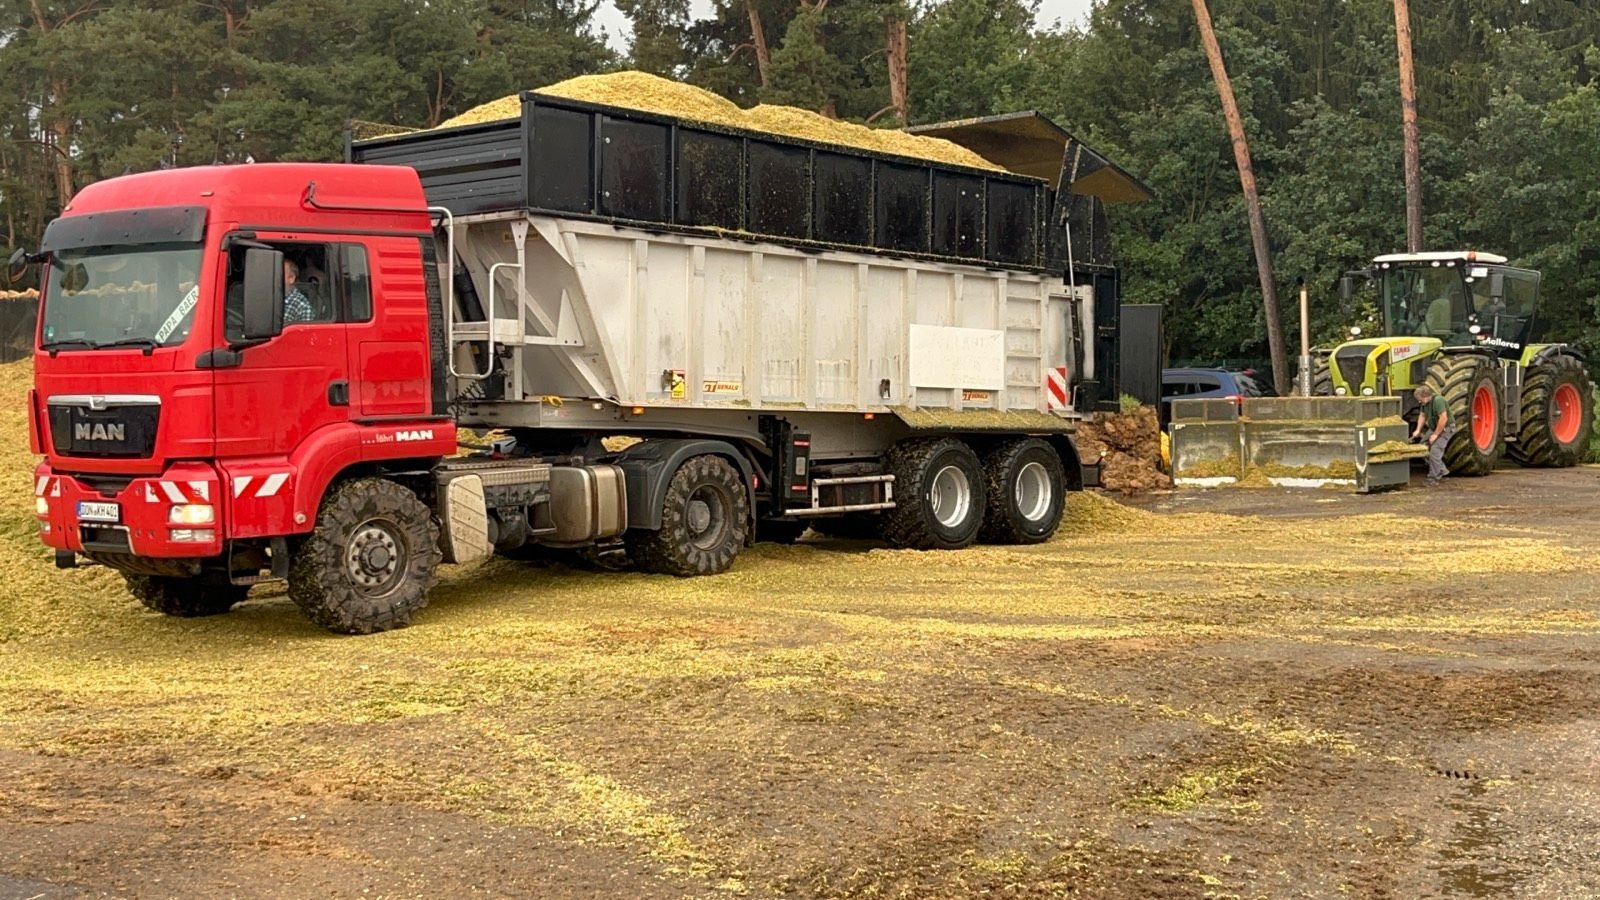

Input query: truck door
[213,235,352,462]
[339,239,432,420]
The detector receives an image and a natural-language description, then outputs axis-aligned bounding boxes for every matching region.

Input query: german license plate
[77,501,120,523]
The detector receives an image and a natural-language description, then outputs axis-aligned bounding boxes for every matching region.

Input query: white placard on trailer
[907,324,1006,390]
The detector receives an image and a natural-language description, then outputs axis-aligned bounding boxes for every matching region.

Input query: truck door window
[341,245,372,322]
[225,241,341,341]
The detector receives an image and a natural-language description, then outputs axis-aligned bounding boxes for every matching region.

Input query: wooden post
[1190,0,1288,396]
[1394,0,1423,252]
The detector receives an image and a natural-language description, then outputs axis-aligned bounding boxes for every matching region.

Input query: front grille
[1335,347,1370,392]
[47,401,160,459]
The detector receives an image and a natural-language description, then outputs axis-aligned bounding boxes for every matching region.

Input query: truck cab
[32,165,456,598]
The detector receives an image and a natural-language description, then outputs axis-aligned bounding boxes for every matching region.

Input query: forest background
[4,0,1598,370]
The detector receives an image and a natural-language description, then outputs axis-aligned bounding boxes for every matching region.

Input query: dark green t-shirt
[1421,394,1450,430]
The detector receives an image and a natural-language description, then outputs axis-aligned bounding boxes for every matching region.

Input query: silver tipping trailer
[351,93,1149,579]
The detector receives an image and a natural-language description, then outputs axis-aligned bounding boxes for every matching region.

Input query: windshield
[41,243,204,349]
[1380,264,1476,341]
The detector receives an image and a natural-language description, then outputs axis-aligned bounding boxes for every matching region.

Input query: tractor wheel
[883,438,986,550]
[125,573,248,618]
[626,455,749,576]
[288,478,441,634]
[1309,357,1333,396]
[979,438,1066,545]
[1509,355,1594,468]
[1425,355,1503,477]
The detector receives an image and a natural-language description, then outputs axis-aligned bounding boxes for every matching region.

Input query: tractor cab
[1367,252,1540,357]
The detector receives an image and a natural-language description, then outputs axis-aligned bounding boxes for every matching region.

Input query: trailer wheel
[884,438,985,550]
[627,455,749,576]
[1509,354,1594,468]
[125,573,248,618]
[288,478,441,634]
[979,439,1066,545]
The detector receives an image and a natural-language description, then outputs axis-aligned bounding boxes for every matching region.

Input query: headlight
[35,497,49,516]
[169,504,215,525]
[169,528,216,543]
[1349,326,1362,337]
[1361,387,1375,396]
[1335,387,1348,396]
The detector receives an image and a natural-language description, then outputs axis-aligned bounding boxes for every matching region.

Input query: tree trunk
[885,14,909,123]
[1394,0,1424,253]
[1190,0,1288,395]
[47,80,74,209]
[746,1,771,88]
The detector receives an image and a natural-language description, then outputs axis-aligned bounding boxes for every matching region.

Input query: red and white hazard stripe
[144,480,213,504]
[35,476,60,498]
[231,473,290,499]
[1045,366,1070,412]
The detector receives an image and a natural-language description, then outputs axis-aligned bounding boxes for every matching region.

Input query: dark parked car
[1160,367,1275,423]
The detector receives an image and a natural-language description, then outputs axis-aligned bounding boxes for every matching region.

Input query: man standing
[1412,384,1453,485]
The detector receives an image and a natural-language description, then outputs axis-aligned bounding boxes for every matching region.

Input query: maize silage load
[439,71,1001,172]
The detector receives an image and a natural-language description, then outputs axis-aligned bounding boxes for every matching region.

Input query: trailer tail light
[1223,394,1244,408]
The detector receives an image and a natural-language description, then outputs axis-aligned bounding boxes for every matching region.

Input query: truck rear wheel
[627,455,749,576]
[1509,355,1593,468]
[125,573,248,618]
[288,478,440,634]
[884,438,985,550]
[1426,355,1503,477]
[980,439,1066,545]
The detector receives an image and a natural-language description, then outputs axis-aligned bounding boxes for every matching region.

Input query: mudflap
[1169,396,1428,493]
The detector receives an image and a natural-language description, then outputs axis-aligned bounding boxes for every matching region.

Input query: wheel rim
[1472,383,1497,451]
[1013,461,1053,523]
[1552,382,1583,445]
[346,519,407,597]
[929,464,972,529]
[686,486,728,551]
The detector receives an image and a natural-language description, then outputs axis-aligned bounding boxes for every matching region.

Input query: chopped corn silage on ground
[5,354,1600,896]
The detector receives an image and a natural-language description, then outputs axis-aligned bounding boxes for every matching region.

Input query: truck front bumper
[35,462,225,560]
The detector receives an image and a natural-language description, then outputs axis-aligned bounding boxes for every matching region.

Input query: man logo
[396,429,434,442]
[75,422,126,442]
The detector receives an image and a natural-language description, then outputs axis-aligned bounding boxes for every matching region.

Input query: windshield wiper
[41,338,96,357]
[95,337,160,355]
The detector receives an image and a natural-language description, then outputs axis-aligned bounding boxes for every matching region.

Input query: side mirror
[242,247,285,341]
[1338,274,1356,316]
[5,248,27,285]
[1488,271,1506,305]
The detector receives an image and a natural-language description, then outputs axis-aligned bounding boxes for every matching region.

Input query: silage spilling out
[436,71,1001,172]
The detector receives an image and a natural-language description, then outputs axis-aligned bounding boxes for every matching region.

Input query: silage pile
[0,289,37,300]
[1073,406,1172,494]
[437,71,1001,172]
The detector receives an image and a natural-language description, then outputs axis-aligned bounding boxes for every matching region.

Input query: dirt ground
[5,437,1600,898]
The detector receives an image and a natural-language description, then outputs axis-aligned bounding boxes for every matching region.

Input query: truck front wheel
[125,573,248,618]
[628,455,750,576]
[288,478,441,634]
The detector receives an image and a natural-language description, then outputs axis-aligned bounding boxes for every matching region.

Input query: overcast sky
[592,0,1096,51]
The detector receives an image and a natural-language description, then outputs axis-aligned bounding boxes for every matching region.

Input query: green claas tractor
[1309,251,1594,475]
